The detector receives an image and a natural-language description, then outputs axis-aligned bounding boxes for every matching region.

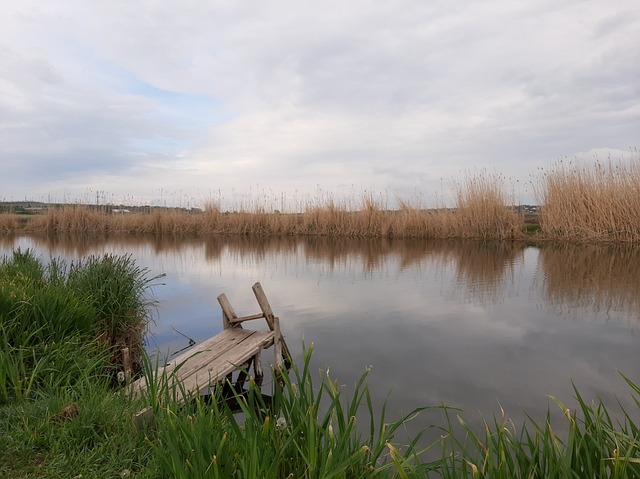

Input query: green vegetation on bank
[0,250,155,398]
[1,251,640,477]
[0,250,158,476]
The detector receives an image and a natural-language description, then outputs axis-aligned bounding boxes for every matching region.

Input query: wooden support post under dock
[129,282,291,408]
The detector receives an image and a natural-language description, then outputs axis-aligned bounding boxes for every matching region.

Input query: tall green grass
[2,331,640,477]
[0,250,159,477]
[137,346,640,478]
[146,344,439,478]
[0,375,158,478]
[0,325,110,402]
[439,375,640,478]
[0,249,156,402]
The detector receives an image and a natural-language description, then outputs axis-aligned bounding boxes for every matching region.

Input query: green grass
[0,249,157,403]
[0,250,158,477]
[0,377,158,478]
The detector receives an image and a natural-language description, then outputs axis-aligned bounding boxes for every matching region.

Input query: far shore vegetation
[2,159,640,242]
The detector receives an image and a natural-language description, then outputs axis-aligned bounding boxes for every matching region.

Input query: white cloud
[0,0,638,206]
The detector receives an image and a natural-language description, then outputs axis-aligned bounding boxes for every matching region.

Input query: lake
[2,234,638,436]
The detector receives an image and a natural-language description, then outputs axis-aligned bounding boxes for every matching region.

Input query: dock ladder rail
[216,281,293,388]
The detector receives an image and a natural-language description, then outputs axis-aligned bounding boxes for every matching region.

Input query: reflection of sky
[1,236,638,434]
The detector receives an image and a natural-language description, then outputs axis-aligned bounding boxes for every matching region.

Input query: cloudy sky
[1,1,638,209]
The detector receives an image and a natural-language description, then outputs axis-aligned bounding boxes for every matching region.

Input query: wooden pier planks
[129,282,289,406]
[130,328,275,402]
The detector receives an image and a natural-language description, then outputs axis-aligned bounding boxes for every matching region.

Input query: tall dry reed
[28,205,111,234]
[0,214,19,233]
[13,199,524,240]
[4,171,526,240]
[537,159,640,242]
[452,172,522,240]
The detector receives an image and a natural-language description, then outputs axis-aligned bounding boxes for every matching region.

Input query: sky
[1,1,638,209]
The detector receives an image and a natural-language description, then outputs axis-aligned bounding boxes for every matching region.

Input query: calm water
[2,234,638,433]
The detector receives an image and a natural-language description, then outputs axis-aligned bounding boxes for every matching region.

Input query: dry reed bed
[19,201,522,239]
[5,161,640,241]
[12,174,524,240]
[538,160,640,242]
[0,214,19,233]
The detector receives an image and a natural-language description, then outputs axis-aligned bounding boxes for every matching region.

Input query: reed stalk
[453,172,522,240]
[439,375,640,478]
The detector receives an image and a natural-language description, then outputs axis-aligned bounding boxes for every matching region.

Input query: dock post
[252,282,292,368]
[234,358,253,390]
[253,351,264,387]
[273,315,285,384]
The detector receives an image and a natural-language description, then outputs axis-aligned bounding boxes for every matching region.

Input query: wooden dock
[129,282,291,406]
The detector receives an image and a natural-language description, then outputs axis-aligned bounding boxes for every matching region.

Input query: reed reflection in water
[538,243,640,323]
[1,234,638,434]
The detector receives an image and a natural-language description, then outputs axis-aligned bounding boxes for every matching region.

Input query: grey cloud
[593,10,639,38]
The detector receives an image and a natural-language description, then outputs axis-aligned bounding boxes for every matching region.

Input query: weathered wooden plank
[128,331,230,397]
[254,350,264,386]
[164,329,254,376]
[272,316,282,366]
[131,329,275,401]
[122,347,132,382]
[167,331,269,383]
[130,329,248,397]
[252,282,276,325]
[228,313,265,324]
[175,333,275,402]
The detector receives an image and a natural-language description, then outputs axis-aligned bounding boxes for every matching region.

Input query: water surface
[2,234,638,433]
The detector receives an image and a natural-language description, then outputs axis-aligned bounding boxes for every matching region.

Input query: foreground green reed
[140,346,640,479]
[142,344,437,478]
[3,348,640,478]
[3,343,640,478]
[439,377,640,478]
